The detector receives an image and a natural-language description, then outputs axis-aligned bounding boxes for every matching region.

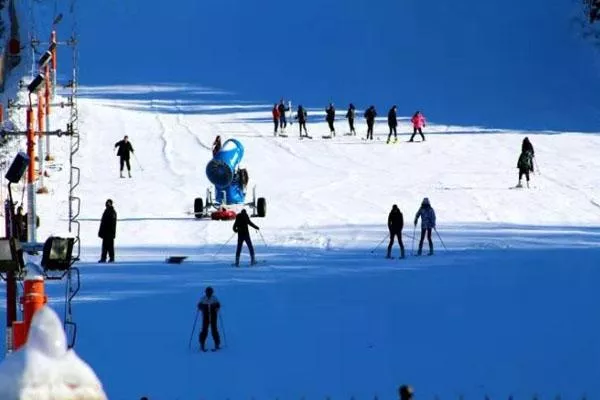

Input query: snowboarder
[398,385,414,400]
[114,135,134,178]
[272,104,280,135]
[233,209,259,266]
[409,111,426,142]
[345,103,356,135]
[387,105,398,143]
[212,135,222,157]
[325,103,336,136]
[197,286,221,352]
[516,148,534,188]
[414,197,436,256]
[364,105,377,140]
[296,105,308,137]
[98,199,117,263]
[277,99,289,132]
[387,204,405,259]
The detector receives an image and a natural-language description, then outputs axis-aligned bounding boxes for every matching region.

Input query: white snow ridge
[0,306,107,400]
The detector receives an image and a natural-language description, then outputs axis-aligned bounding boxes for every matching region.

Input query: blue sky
[67,0,600,131]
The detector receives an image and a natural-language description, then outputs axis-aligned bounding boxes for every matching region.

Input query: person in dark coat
[212,135,222,157]
[296,105,308,137]
[345,103,356,135]
[364,105,377,140]
[387,204,405,259]
[516,150,534,188]
[414,197,436,256]
[197,286,221,352]
[233,209,259,266]
[387,105,398,143]
[114,135,134,178]
[277,99,289,131]
[325,103,336,136]
[98,199,117,263]
[14,206,27,241]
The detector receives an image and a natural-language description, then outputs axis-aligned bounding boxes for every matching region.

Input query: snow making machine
[194,138,266,220]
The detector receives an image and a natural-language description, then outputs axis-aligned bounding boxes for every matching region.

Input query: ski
[299,135,313,140]
[322,135,333,139]
[277,134,288,138]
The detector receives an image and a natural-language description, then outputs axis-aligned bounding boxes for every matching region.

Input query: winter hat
[205,287,214,296]
[392,204,399,210]
[422,197,430,206]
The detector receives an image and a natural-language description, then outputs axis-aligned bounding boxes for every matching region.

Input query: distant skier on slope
[296,105,309,137]
[364,105,377,140]
[98,199,117,263]
[114,135,135,178]
[414,197,436,256]
[325,103,336,136]
[197,286,221,352]
[212,135,222,157]
[272,104,280,135]
[278,99,289,132]
[346,103,357,135]
[387,204,405,259]
[409,111,426,142]
[387,105,398,144]
[233,209,259,266]
[516,148,534,188]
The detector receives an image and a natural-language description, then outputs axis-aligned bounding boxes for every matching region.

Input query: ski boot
[516,181,523,188]
[128,170,132,178]
[393,137,398,143]
[250,258,258,266]
[120,172,124,178]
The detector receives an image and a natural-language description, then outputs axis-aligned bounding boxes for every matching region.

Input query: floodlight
[27,74,45,94]
[0,238,23,274]
[38,50,52,67]
[5,152,29,183]
[41,236,74,272]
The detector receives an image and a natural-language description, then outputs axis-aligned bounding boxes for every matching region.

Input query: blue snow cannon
[194,138,266,220]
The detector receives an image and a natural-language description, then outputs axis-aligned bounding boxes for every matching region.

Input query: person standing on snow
[364,105,377,140]
[197,286,221,352]
[386,204,405,259]
[233,209,260,266]
[387,105,398,143]
[212,135,222,157]
[114,135,135,178]
[325,103,336,136]
[296,105,309,137]
[272,104,280,135]
[516,148,534,188]
[414,197,436,256]
[346,103,357,135]
[98,199,117,263]
[409,111,426,142]
[277,99,289,132]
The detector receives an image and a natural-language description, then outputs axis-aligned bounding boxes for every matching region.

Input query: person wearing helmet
[414,197,436,255]
[197,286,221,352]
[98,199,117,263]
[233,209,260,266]
[386,204,405,259]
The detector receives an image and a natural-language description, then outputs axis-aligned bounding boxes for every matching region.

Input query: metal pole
[51,31,57,99]
[4,192,16,354]
[45,63,52,161]
[37,92,47,193]
[26,105,37,244]
[188,310,199,350]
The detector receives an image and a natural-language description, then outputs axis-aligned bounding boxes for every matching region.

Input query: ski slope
[0,84,598,399]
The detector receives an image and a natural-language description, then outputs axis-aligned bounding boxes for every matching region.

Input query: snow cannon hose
[205,138,245,189]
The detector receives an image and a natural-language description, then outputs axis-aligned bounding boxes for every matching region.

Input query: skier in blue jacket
[414,197,436,256]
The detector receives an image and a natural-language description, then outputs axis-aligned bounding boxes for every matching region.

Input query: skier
[272,104,280,135]
[409,111,426,142]
[386,204,405,259]
[197,286,221,352]
[212,135,222,157]
[233,209,259,266]
[522,137,534,156]
[387,105,398,143]
[325,103,336,136]
[413,197,436,256]
[516,148,534,188]
[345,103,356,135]
[277,99,289,132]
[98,199,117,263]
[114,135,135,178]
[364,105,377,140]
[296,105,308,137]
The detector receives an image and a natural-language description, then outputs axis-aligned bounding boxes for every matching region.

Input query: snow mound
[0,306,107,400]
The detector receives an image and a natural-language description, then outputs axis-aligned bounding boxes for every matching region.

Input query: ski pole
[411,225,417,256]
[219,313,228,348]
[133,152,144,172]
[213,232,235,258]
[533,157,540,175]
[370,233,388,254]
[434,227,448,251]
[188,309,199,350]
[257,229,268,247]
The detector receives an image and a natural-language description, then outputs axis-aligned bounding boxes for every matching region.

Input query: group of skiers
[386,197,437,259]
[272,100,428,142]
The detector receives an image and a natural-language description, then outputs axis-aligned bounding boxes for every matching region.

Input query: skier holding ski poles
[414,197,436,256]
[197,286,221,352]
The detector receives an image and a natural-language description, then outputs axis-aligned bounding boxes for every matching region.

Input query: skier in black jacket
[345,103,356,135]
[98,199,117,263]
[197,286,221,351]
[277,99,289,131]
[296,105,308,137]
[364,105,377,140]
[114,135,134,178]
[387,105,398,143]
[325,103,336,136]
[387,204,405,259]
[233,209,259,266]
